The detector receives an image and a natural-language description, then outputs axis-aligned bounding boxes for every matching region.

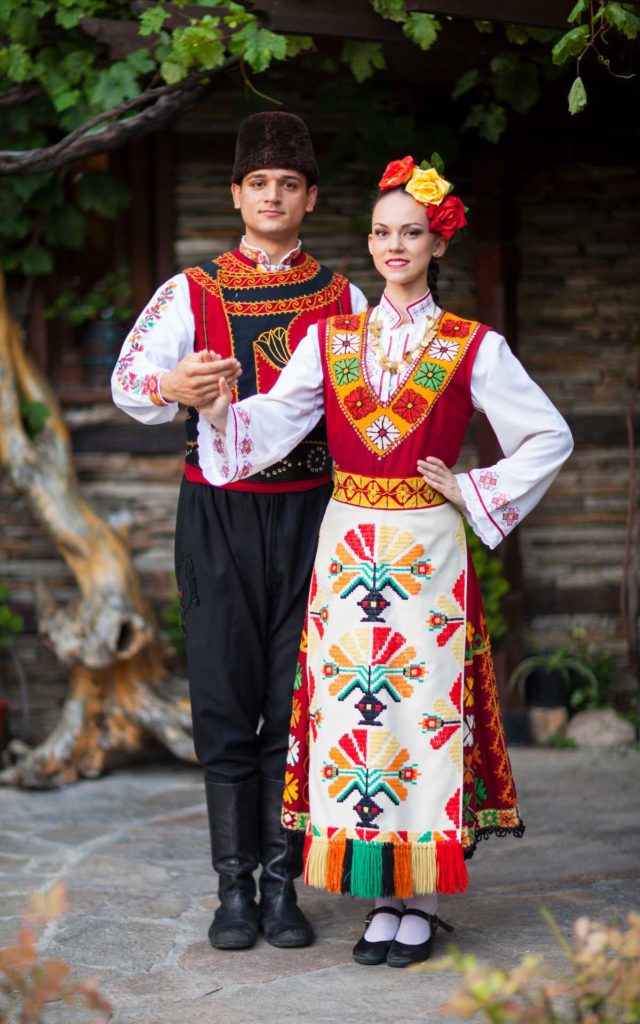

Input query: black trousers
[175,478,331,784]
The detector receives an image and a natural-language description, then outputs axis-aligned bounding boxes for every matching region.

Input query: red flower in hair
[378,155,415,190]
[426,194,467,240]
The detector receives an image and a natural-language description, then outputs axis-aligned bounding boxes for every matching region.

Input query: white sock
[363,897,403,942]
[395,894,438,945]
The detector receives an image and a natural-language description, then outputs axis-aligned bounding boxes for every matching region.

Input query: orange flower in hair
[378,155,415,190]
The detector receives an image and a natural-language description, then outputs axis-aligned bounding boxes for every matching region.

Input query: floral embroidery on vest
[326,311,480,458]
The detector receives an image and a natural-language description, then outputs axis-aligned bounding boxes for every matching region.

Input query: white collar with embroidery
[239,236,302,271]
[377,290,435,329]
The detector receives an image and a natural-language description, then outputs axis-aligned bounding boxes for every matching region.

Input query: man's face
[231,169,317,243]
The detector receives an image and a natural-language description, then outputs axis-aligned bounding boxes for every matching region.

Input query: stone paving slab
[1,747,639,1024]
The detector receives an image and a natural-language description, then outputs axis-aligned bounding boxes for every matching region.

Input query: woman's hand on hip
[417,456,466,510]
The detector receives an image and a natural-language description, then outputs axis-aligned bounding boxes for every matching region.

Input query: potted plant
[46,269,134,386]
[508,630,613,745]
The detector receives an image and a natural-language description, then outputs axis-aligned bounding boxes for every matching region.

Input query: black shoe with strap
[205,776,261,950]
[352,906,403,966]
[258,776,313,948]
[386,909,454,968]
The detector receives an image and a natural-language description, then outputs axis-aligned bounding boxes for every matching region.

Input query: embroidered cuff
[196,407,256,484]
[147,372,168,407]
[460,470,523,548]
[155,371,169,406]
[457,473,503,549]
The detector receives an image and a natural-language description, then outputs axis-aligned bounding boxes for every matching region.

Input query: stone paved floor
[1,747,639,1024]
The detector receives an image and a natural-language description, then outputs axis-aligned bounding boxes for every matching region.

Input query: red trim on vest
[183,462,332,491]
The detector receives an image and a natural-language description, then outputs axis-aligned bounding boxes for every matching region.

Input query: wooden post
[153,130,177,284]
[127,139,154,309]
[471,158,524,708]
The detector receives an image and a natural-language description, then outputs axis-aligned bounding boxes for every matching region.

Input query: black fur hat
[231,111,319,186]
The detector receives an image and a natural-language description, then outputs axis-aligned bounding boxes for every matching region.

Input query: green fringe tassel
[350,839,384,898]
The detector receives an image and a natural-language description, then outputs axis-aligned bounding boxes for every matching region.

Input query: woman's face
[368,189,448,290]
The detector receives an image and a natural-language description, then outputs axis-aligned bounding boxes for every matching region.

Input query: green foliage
[551,0,639,114]
[463,102,508,144]
[604,3,640,39]
[433,910,640,1024]
[547,732,578,749]
[341,41,385,83]
[161,592,186,660]
[568,75,588,114]
[464,524,510,642]
[508,629,615,712]
[552,25,591,65]
[0,581,23,649]
[19,399,50,438]
[371,0,405,21]
[46,268,134,326]
[489,54,541,115]
[451,68,479,101]
[403,13,440,51]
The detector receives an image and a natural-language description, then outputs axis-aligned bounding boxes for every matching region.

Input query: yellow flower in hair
[405,166,451,207]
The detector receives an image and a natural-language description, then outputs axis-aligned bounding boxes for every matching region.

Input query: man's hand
[198,376,232,433]
[417,456,466,511]
[160,350,241,406]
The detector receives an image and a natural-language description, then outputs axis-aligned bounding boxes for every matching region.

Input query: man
[112,112,367,951]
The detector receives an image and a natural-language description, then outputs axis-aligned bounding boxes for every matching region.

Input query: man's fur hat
[231,111,319,186]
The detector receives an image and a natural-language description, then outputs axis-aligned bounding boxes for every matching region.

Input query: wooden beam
[408,0,640,28]
[405,0,574,29]
[248,0,406,41]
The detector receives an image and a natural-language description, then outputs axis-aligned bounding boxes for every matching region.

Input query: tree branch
[0,59,238,175]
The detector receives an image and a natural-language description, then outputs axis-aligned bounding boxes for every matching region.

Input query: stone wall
[515,161,639,685]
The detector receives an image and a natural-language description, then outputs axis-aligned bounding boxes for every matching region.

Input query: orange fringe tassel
[325,836,346,893]
[393,843,414,899]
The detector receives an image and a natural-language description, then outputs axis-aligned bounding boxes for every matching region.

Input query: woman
[196,156,573,967]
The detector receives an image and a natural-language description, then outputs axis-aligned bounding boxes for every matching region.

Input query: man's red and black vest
[183,248,352,492]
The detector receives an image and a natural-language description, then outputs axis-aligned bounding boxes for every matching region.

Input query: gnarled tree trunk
[0,271,195,787]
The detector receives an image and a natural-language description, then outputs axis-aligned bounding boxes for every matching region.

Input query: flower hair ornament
[378,154,468,240]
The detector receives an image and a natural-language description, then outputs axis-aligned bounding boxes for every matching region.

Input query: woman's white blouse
[197,291,574,550]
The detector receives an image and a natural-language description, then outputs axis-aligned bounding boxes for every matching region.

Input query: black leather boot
[258,776,313,948]
[205,776,261,950]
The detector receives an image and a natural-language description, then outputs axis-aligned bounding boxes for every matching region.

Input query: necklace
[368,310,439,375]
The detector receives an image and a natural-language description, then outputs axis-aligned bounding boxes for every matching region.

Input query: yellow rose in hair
[405,166,451,207]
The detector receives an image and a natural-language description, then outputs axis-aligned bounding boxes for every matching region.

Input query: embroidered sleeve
[111,275,195,425]
[196,326,325,485]
[456,332,573,548]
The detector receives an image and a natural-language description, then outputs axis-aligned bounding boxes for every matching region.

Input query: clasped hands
[160,350,241,417]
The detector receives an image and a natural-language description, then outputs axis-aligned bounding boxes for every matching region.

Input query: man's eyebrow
[247,172,302,181]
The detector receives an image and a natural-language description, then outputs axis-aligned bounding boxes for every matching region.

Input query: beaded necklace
[367,309,438,375]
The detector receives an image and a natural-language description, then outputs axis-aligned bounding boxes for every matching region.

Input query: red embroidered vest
[183,249,352,492]
[319,310,490,478]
